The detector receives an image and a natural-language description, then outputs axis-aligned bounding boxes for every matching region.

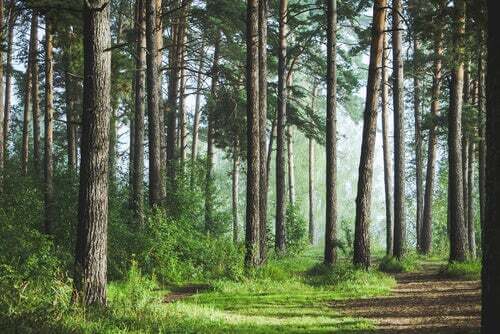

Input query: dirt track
[332,264,481,333]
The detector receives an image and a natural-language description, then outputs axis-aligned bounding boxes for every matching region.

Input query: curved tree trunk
[353,0,386,268]
[421,24,443,255]
[275,0,288,254]
[245,0,260,268]
[392,0,406,260]
[324,0,337,265]
[381,30,393,256]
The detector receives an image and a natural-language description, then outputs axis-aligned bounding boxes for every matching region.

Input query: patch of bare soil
[164,283,211,303]
[331,264,480,333]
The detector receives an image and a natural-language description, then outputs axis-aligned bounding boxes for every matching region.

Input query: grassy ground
[48,248,396,333]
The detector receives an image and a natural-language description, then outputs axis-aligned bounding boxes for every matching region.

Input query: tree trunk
[204,33,220,233]
[178,34,187,169]
[309,138,314,245]
[421,24,443,255]
[132,0,146,224]
[381,30,393,256]
[468,141,475,258]
[245,0,260,268]
[353,0,386,268]
[258,0,268,264]
[44,20,54,234]
[462,65,470,254]
[392,0,406,260]
[266,118,276,180]
[483,0,500,329]
[32,14,41,176]
[145,0,163,206]
[413,32,423,252]
[74,0,111,306]
[324,0,337,265]
[275,0,288,254]
[232,141,240,244]
[478,35,486,234]
[287,125,295,205]
[64,47,77,171]
[191,45,205,162]
[2,2,15,159]
[0,0,4,191]
[22,15,35,176]
[448,0,467,262]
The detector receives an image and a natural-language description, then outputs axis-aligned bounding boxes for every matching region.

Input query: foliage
[378,254,422,273]
[440,261,481,280]
[285,203,309,255]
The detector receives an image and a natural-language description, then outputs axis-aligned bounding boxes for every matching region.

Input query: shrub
[378,254,421,273]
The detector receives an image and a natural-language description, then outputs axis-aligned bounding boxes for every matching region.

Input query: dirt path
[332,264,481,333]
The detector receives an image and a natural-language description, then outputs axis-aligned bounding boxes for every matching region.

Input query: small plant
[378,254,420,273]
[440,261,481,280]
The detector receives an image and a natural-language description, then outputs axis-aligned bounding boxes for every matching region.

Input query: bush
[378,254,421,273]
[285,204,308,255]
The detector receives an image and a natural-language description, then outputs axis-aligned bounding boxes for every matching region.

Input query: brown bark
[381,30,393,256]
[353,0,386,268]
[232,140,240,244]
[145,0,163,206]
[287,125,295,205]
[421,25,443,255]
[191,45,205,162]
[178,34,187,168]
[21,18,34,176]
[275,0,288,254]
[308,138,314,245]
[467,141,475,258]
[74,0,111,306]
[478,37,486,234]
[0,0,4,191]
[448,0,467,262]
[245,0,260,268]
[392,0,406,260]
[63,45,77,171]
[44,19,54,234]
[413,32,423,252]
[483,0,500,329]
[2,2,15,160]
[324,0,337,265]
[32,14,41,175]
[258,0,268,263]
[132,0,146,224]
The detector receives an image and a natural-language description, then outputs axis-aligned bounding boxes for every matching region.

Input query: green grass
[440,261,481,280]
[378,253,422,273]
[26,248,396,333]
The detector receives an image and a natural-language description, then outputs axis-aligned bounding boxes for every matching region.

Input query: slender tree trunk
[232,140,240,244]
[353,0,386,268]
[44,20,54,234]
[421,25,443,255]
[275,0,288,254]
[392,0,406,260]
[309,138,314,245]
[266,118,276,179]
[468,141,475,258]
[157,0,166,199]
[258,0,268,263]
[204,34,220,233]
[448,0,467,262]
[381,30,393,256]
[287,125,295,205]
[478,35,486,233]
[462,65,471,255]
[483,0,500,329]
[22,16,35,176]
[413,33,423,252]
[64,48,77,171]
[324,0,338,265]
[178,34,187,168]
[145,0,163,206]
[191,45,204,162]
[74,0,111,306]
[0,0,4,191]
[32,14,41,176]
[132,0,146,224]
[2,2,14,159]
[245,0,260,268]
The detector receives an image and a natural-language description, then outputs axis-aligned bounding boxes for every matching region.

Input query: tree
[324,0,337,266]
[44,18,54,233]
[3,1,15,163]
[381,29,393,256]
[131,0,146,224]
[245,0,260,268]
[191,45,205,163]
[483,0,500,330]
[421,12,443,255]
[353,0,386,268]
[32,13,41,176]
[448,0,468,262]
[145,0,163,207]
[232,141,240,244]
[74,0,112,306]
[0,0,4,191]
[392,0,406,260]
[22,14,36,176]
[275,0,288,254]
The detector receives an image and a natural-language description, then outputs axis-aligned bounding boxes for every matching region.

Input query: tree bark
[32,14,41,176]
[44,19,55,234]
[421,24,443,255]
[309,138,314,245]
[448,0,467,262]
[145,0,163,206]
[0,0,4,191]
[381,30,393,256]
[22,15,35,177]
[258,0,268,264]
[2,1,15,160]
[478,35,486,234]
[275,0,288,254]
[232,140,240,244]
[413,31,423,252]
[191,45,205,162]
[245,0,260,268]
[287,125,295,205]
[178,33,187,168]
[132,0,146,224]
[353,0,386,268]
[74,0,111,306]
[483,0,500,329]
[63,45,77,171]
[468,141,475,258]
[392,0,406,260]
[324,0,337,265]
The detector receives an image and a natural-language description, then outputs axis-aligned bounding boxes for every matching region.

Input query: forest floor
[333,261,481,333]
